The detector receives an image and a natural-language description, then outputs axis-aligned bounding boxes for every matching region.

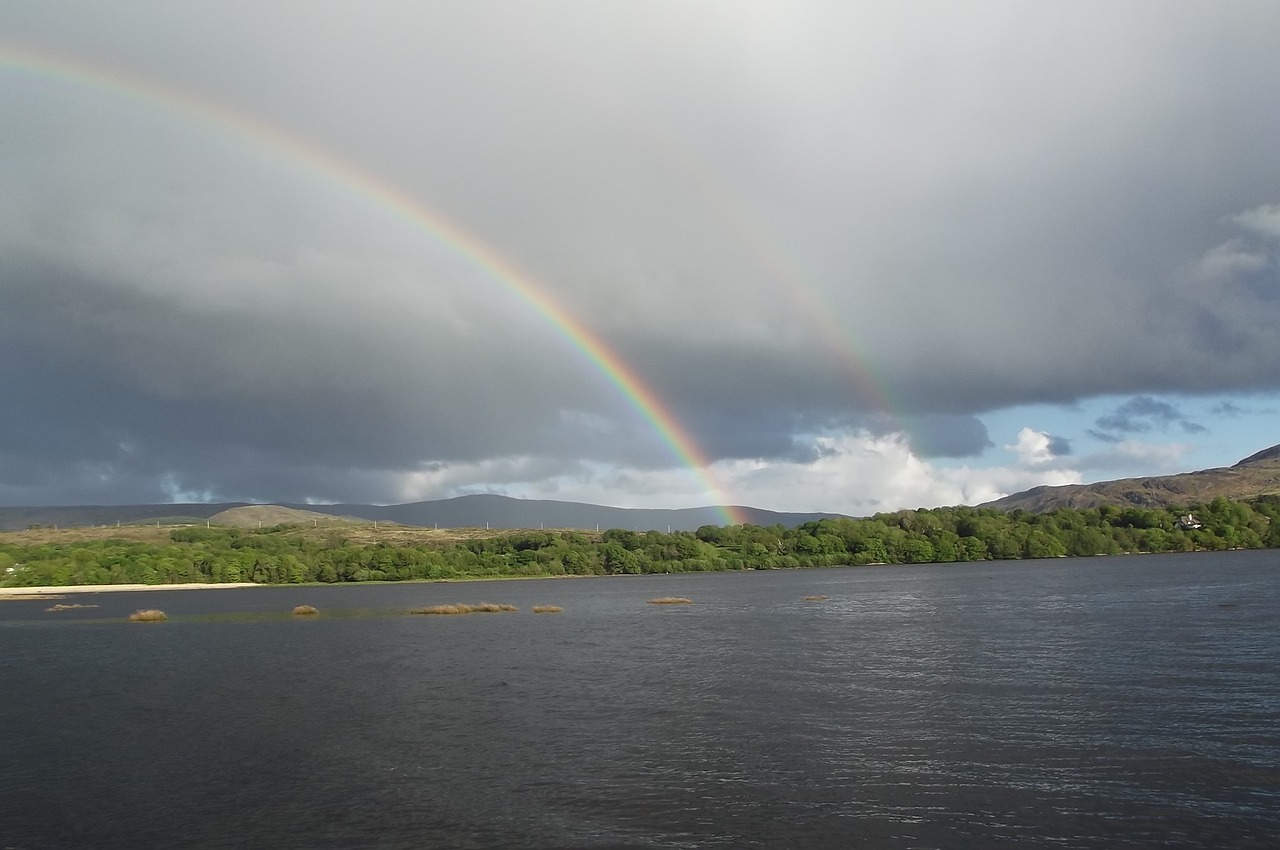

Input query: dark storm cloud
[4,2,1280,505]
[0,248,691,504]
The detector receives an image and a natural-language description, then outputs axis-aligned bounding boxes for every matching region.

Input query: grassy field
[0,525,181,545]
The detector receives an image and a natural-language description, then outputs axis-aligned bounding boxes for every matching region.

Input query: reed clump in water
[292,605,319,616]
[532,605,563,613]
[412,603,468,615]
[410,602,518,615]
[128,609,167,622]
[803,595,830,602]
[647,597,692,605]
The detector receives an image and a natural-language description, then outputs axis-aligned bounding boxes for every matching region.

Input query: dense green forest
[4,497,1280,588]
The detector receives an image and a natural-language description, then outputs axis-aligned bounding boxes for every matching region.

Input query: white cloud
[1004,428,1061,468]
[1198,239,1268,279]
[491,430,1083,516]
[393,456,578,504]
[1076,440,1192,475]
[1233,203,1280,240]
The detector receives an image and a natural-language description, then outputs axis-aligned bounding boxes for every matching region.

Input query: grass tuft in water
[128,609,167,622]
[532,605,563,613]
[292,605,319,616]
[410,602,519,615]
[803,595,830,601]
[647,597,693,605]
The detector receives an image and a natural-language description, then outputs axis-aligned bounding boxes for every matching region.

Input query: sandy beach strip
[0,583,258,600]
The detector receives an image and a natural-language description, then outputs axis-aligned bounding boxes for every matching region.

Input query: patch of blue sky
[950,391,1280,483]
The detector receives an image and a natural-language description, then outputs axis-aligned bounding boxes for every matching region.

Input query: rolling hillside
[207,505,364,528]
[0,494,846,532]
[983,444,1280,512]
[290,494,846,532]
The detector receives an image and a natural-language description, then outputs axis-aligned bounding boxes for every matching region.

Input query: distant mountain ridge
[0,494,847,533]
[982,443,1280,512]
[8,446,1280,531]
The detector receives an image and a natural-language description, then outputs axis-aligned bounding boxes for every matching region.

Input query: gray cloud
[3,2,1280,506]
[1090,396,1206,440]
[1095,397,1185,434]
[860,414,994,459]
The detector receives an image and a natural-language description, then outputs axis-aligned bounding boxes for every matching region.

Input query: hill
[0,503,248,532]
[284,494,845,532]
[982,443,1280,512]
[208,505,361,528]
[0,494,846,533]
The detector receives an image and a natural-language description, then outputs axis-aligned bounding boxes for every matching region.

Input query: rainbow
[0,42,747,525]
[691,159,943,454]
[577,103,911,451]
[636,124,900,423]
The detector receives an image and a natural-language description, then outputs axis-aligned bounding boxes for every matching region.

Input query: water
[2,550,1278,848]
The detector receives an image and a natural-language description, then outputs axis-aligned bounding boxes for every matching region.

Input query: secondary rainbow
[0,42,746,525]
[646,125,939,455]
[639,121,900,421]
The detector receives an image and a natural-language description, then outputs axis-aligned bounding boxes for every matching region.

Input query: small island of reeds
[532,605,563,613]
[410,602,518,615]
[647,596,692,605]
[291,605,319,616]
[128,609,167,622]
[803,594,830,601]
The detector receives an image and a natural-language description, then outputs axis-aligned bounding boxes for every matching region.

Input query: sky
[2,1,1280,516]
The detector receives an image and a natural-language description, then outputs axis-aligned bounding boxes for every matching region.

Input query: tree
[1023,531,1066,559]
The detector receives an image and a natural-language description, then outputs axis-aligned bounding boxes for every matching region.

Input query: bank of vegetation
[3,496,1279,589]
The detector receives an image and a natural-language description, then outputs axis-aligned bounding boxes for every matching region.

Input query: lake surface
[2,550,1278,849]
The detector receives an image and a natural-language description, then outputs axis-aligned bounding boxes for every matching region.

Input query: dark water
[2,551,1278,849]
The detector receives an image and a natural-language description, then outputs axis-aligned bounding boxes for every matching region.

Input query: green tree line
[4,496,1280,588]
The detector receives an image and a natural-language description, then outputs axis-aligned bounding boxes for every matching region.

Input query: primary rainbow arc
[0,42,746,525]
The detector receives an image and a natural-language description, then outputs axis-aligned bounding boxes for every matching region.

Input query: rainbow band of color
[0,42,745,525]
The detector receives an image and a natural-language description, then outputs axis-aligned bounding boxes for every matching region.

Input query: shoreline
[0,571,686,600]
[0,583,259,600]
